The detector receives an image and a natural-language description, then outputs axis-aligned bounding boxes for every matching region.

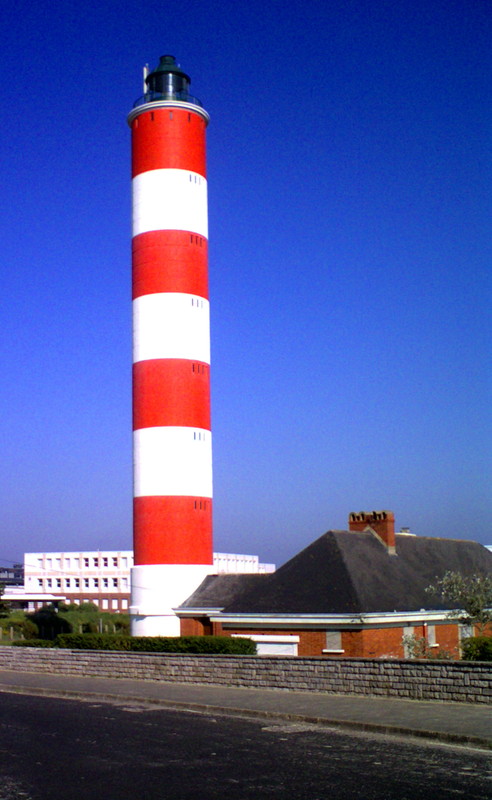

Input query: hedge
[11,639,54,648]
[51,634,257,654]
[461,636,492,661]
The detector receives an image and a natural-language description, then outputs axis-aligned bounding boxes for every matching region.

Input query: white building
[4,550,275,612]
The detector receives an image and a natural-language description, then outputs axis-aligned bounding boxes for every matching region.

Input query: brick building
[177,511,492,657]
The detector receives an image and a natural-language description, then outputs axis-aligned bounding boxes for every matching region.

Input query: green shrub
[19,619,39,639]
[461,636,492,661]
[55,633,131,650]
[0,616,39,641]
[11,639,54,648]
[129,635,256,654]
[55,633,256,654]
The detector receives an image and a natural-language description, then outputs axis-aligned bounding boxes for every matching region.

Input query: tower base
[129,563,213,637]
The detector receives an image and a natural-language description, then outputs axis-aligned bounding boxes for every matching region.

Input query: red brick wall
[219,627,325,656]
[297,630,326,656]
[180,618,213,636]
[342,631,364,657]
[180,617,479,660]
[221,627,408,658]
[435,623,459,655]
[359,627,405,659]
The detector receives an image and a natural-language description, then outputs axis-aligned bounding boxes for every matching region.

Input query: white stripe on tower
[134,427,213,498]
[133,293,210,363]
[132,169,208,238]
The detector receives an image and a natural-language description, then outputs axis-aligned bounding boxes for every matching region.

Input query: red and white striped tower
[128,56,213,636]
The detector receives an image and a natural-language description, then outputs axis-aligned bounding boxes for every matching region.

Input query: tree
[0,583,11,618]
[426,571,492,634]
[401,633,456,660]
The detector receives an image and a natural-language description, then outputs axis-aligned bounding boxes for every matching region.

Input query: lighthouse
[128,55,213,635]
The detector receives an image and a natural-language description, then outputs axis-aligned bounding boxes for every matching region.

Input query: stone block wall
[0,648,489,704]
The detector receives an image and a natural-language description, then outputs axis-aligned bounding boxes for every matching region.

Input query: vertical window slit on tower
[150,112,154,121]
[169,111,173,120]
[188,113,191,122]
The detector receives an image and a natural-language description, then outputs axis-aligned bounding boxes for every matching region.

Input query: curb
[1,684,490,752]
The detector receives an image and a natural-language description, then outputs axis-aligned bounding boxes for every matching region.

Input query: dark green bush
[55,633,130,650]
[461,636,492,661]
[55,633,256,654]
[129,635,256,654]
[11,639,54,648]
[29,607,72,639]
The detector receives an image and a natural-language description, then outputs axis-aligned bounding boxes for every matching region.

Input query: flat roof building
[2,550,275,612]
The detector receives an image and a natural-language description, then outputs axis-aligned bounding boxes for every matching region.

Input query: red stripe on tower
[128,55,213,636]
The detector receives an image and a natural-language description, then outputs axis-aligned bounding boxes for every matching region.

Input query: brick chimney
[348,510,396,554]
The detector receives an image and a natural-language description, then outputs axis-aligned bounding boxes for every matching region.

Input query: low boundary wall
[0,648,489,704]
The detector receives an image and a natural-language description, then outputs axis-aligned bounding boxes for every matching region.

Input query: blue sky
[1,0,490,567]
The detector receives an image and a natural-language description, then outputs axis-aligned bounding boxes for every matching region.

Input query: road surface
[0,693,490,799]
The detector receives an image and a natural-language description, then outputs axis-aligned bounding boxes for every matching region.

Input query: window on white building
[103,557,108,568]
[46,559,52,569]
[121,578,128,589]
[56,579,61,588]
[65,579,71,588]
[112,599,118,609]
[112,557,118,567]
[103,578,108,588]
[93,578,99,588]
[65,558,71,569]
[84,558,89,568]
[46,579,52,588]
[93,558,99,567]
[121,558,128,569]
[112,578,118,588]
[84,578,89,588]
[38,579,43,587]
[122,599,128,610]
[74,578,80,588]
[102,599,109,610]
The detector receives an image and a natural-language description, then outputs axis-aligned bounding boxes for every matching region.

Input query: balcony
[133,90,204,109]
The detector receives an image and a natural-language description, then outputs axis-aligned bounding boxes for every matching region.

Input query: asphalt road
[0,693,490,799]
